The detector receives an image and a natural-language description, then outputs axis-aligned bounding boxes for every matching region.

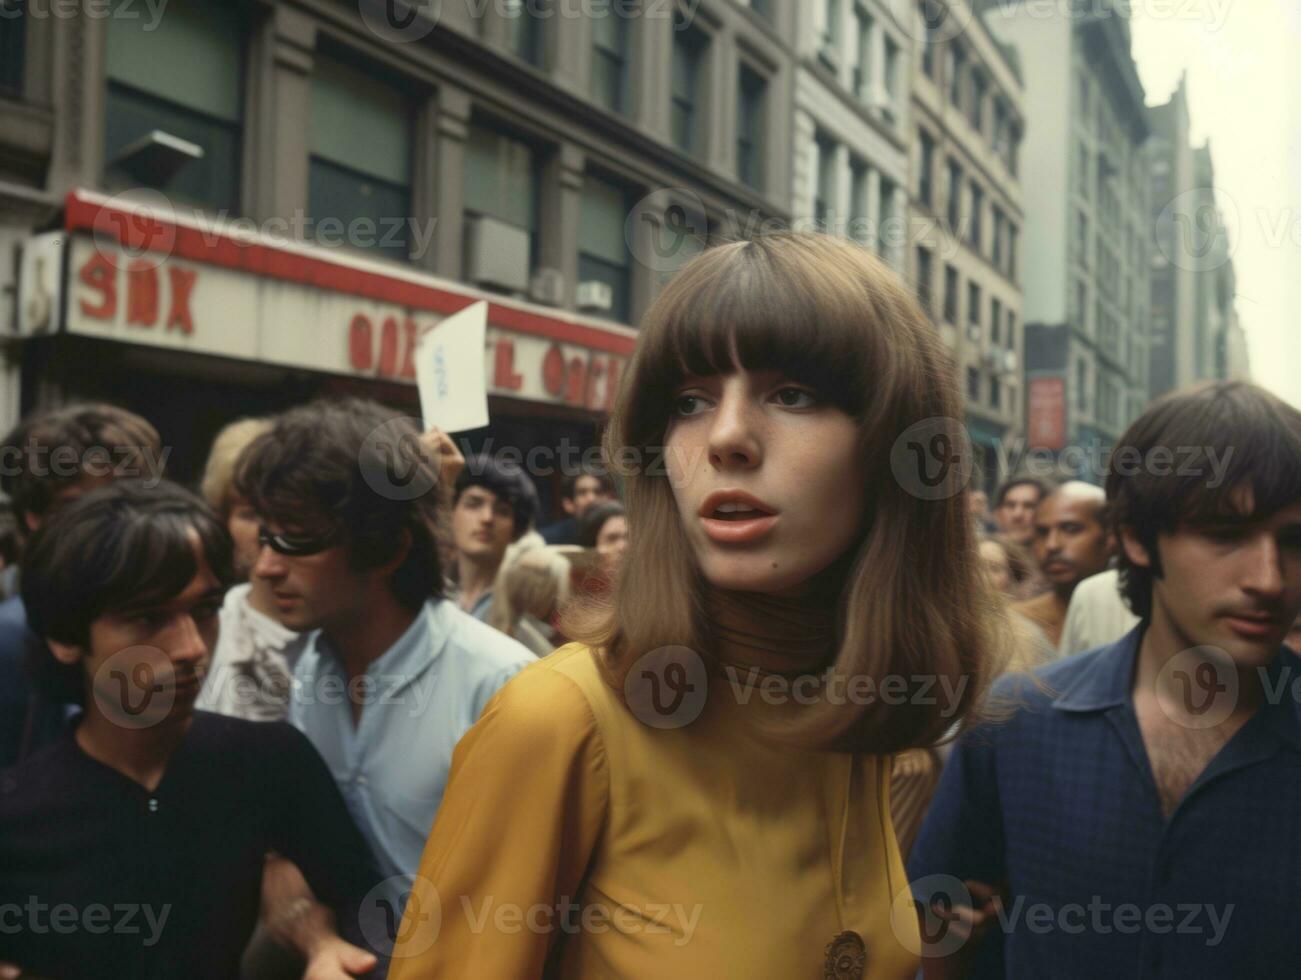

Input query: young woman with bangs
[388,233,1006,979]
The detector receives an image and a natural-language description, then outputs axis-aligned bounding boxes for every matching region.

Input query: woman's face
[664,368,866,596]
[978,539,1013,595]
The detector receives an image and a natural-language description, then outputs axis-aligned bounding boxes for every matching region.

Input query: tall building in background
[0,0,795,516]
[907,0,1026,492]
[792,0,912,271]
[1146,72,1197,399]
[1147,76,1244,397]
[980,0,1151,476]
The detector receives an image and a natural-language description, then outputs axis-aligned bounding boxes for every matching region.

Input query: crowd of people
[0,231,1298,980]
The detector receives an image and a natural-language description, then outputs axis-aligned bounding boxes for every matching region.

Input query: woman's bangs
[638,244,872,422]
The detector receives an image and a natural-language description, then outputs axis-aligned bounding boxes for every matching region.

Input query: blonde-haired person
[387,234,1007,978]
[196,416,312,722]
[487,533,575,657]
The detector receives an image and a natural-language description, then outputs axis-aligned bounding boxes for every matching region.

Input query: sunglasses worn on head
[257,526,339,557]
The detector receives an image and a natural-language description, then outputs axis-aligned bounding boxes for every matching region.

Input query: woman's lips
[700,513,779,544]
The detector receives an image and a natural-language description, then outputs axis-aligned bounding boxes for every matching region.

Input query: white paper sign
[415,300,490,432]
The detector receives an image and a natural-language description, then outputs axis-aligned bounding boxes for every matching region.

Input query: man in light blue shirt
[235,398,534,967]
[289,598,531,898]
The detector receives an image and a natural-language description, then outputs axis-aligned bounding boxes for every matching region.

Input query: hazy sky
[1130,0,1301,410]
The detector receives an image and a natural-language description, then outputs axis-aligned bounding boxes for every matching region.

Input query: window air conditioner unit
[966,321,982,343]
[1001,349,1019,375]
[529,267,565,307]
[576,280,613,313]
[464,214,531,293]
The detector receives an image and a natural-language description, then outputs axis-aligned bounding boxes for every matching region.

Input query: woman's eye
[773,387,816,408]
[674,394,708,416]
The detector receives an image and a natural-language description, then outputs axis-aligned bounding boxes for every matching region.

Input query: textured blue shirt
[909,625,1301,979]
[289,599,533,917]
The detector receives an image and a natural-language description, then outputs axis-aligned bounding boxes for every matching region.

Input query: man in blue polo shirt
[910,381,1301,979]
[233,398,533,969]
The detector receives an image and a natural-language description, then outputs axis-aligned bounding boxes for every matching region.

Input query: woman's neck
[706,579,840,676]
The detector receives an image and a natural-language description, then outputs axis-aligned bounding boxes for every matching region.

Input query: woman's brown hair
[566,232,1008,753]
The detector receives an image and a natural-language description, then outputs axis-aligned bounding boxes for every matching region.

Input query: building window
[918,128,934,207]
[883,36,900,115]
[1074,209,1089,267]
[970,70,986,133]
[579,173,633,323]
[1007,224,1018,280]
[921,1,943,79]
[1073,279,1088,332]
[877,177,896,258]
[464,121,540,271]
[1006,310,1016,350]
[104,0,243,212]
[1076,360,1088,412]
[967,366,981,402]
[504,0,550,67]
[850,159,869,245]
[946,157,962,231]
[968,281,982,337]
[737,65,766,191]
[308,54,412,262]
[591,8,629,114]
[819,0,841,68]
[943,264,958,324]
[854,7,873,100]
[947,43,965,111]
[990,375,1002,410]
[815,132,837,228]
[992,206,1004,267]
[991,297,1002,345]
[968,181,984,252]
[0,0,24,96]
[915,245,934,314]
[671,15,708,156]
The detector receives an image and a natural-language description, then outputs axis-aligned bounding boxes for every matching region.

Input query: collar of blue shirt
[1050,623,1301,752]
[311,599,460,700]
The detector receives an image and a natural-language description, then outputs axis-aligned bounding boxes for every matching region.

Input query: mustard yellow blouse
[388,643,921,979]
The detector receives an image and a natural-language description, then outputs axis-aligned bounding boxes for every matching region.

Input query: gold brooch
[824,930,866,979]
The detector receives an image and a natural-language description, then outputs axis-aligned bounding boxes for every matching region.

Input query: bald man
[1012,480,1113,649]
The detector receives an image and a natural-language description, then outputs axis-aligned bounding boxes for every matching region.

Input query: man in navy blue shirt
[910,381,1301,979]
